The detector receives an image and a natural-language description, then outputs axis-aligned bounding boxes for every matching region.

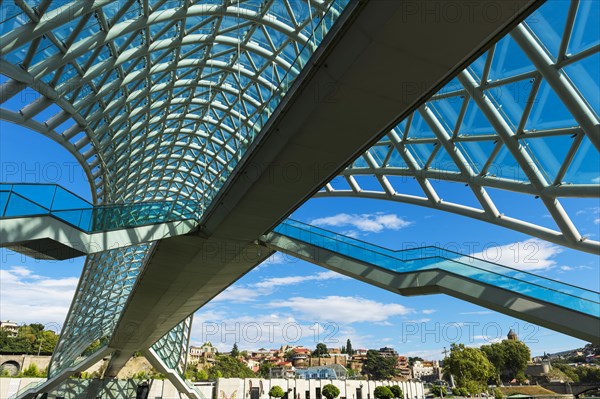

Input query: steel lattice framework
[0,0,348,379]
[0,0,598,389]
[318,1,600,254]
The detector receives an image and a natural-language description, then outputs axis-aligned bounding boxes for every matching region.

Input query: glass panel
[4,192,48,217]
[274,219,600,316]
[11,184,56,209]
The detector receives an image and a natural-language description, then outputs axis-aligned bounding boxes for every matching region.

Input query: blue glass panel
[430,146,460,173]
[526,0,570,60]
[457,140,497,174]
[428,96,464,134]
[457,98,496,136]
[568,0,600,55]
[4,192,48,217]
[486,79,534,130]
[489,35,535,81]
[12,184,56,209]
[406,143,434,168]
[489,145,528,182]
[407,112,436,139]
[564,52,600,117]
[0,191,10,215]
[563,137,600,184]
[522,134,575,183]
[274,219,600,315]
[53,186,91,211]
[525,80,577,131]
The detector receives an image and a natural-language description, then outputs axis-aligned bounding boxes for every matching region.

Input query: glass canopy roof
[1,0,598,386]
[0,0,347,208]
[0,0,349,378]
[319,0,600,254]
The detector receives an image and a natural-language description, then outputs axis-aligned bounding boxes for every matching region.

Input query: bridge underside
[2,0,600,398]
[263,220,600,344]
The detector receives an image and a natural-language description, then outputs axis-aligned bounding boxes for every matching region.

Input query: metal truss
[150,315,193,378]
[0,0,346,204]
[317,0,600,254]
[0,0,349,380]
[49,243,153,376]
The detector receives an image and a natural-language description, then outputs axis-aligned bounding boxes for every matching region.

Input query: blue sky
[1,124,598,360]
[1,0,599,362]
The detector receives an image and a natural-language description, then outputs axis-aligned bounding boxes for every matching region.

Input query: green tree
[374,386,393,399]
[313,343,329,358]
[502,341,530,380]
[453,387,468,397]
[259,362,275,379]
[390,385,403,399]
[430,386,447,398]
[346,339,353,356]
[208,355,255,379]
[231,343,240,357]
[269,385,285,399]
[443,344,493,394]
[364,350,397,380]
[481,340,530,382]
[493,388,504,399]
[552,363,579,382]
[322,384,340,399]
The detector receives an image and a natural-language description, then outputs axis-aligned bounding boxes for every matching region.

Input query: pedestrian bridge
[1,0,599,398]
[2,188,598,343]
[0,183,196,259]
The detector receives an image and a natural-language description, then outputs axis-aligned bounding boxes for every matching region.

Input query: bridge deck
[262,219,600,344]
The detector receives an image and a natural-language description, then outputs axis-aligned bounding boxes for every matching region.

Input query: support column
[13,347,111,399]
[143,348,202,399]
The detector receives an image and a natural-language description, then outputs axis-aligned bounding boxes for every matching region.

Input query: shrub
[374,386,394,399]
[269,385,285,398]
[430,386,448,398]
[390,386,403,399]
[323,384,341,399]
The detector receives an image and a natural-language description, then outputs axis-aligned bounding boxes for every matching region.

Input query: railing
[8,379,46,399]
[273,219,600,316]
[0,183,200,233]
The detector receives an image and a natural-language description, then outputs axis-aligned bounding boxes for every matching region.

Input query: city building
[396,356,411,380]
[0,321,18,338]
[379,347,399,358]
[188,344,218,365]
[411,360,442,382]
[0,1,597,398]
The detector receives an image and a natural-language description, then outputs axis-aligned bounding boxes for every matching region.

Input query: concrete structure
[1,0,598,397]
[263,220,600,343]
[0,355,51,377]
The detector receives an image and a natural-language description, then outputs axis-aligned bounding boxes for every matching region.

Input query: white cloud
[471,238,562,271]
[310,213,412,234]
[559,266,573,271]
[268,296,413,323]
[0,267,78,325]
[212,271,348,303]
[254,271,346,289]
[460,311,492,315]
[422,309,437,315]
